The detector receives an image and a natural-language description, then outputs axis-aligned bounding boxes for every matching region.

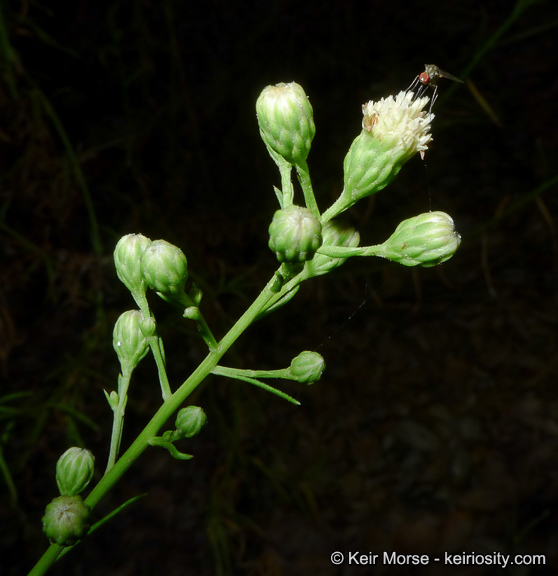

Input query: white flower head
[362,91,433,159]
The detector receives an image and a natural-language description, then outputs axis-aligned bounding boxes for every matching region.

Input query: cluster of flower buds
[114,234,192,309]
[257,80,460,272]
[42,447,95,546]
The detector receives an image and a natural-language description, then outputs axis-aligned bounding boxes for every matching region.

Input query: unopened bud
[56,447,95,497]
[113,310,149,371]
[140,240,189,299]
[114,234,152,302]
[381,211,461,267]
[256,82,315,166]
[289,351,326,384]
[42,495,90,546]
[175,406,207,439]
[268,205,322,263]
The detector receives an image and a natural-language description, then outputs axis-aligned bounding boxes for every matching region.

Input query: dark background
[1,0,557,574]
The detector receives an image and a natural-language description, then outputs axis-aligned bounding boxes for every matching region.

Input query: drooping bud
[114,234,152,304]
[256,82,315,166]
[268,205,322,263]
[380,211,461,267]
[175,406,207,439]
[42,495,91,546]
[324,91,433,221]
[305,219,360,277]
[288,351,326,384]
[56,447,95,497]
[140,240,189,304]
[113,310,150,372]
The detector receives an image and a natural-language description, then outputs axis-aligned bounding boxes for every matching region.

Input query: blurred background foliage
[1,0,557,574]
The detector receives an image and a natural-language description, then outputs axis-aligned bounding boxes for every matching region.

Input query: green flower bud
[42,495,90,546]
[381,211,461,267]
[305,219,360,277]
[56,447,95,496]
[288,351,326,384]
[140,240,189,299]
[324,92,432,220]
[139,315,157,338]
[175,406,207,439]
[114,234,152,301]
[268,205,322,263]
[113,310,149,371]
[256,82,315,166]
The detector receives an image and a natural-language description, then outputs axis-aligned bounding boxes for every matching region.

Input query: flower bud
[381,211,461,267]
[113,310,150,371]
[268,205,322,263]
[256,82,315,166]
[42,495,90,546]
[139,315,157,338]
[114,234,152,301]
[175,406,207,439]
[325,92,432,220]
[288,351,326,384]
[56,447,95,497]
[305,219,360,277]
[140,240,188,298]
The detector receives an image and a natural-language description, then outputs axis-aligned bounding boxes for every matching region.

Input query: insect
[407,64,463,112]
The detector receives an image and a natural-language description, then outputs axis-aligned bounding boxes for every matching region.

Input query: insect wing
[423,64,463,84]
[434,67,463,84]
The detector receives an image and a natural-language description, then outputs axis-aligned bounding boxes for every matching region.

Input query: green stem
[105,372,130,473]
[295,159,320,218]
[212,365,291,380]
[279,161,294,207]
[184,307,219,352]
[316,244,383,258]
[212,372,300,405]
[321,190,349,224]
[148,335,173,399]
[28,272,284,576]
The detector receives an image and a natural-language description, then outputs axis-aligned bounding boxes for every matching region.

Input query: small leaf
[148,437,193,460]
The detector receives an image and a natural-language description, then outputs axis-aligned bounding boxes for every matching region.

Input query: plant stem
[149,335,173,399]
[295,159,320,218]
[28,272,284,576]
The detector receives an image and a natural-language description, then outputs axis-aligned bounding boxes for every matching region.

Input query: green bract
[256,82,315,166]
[381,211,461,267]
[56,447,95,497]
[42,495,90,546]
[268,205,322,263]
[113,310,150,372]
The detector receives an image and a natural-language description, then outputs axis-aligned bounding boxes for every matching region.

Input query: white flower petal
[362,90,433,156]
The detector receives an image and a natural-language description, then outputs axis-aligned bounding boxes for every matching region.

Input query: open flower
[361,91,433,162]
[323,91,433,221]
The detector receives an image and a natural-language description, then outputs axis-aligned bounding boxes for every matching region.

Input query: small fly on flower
[407,64,463,113]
